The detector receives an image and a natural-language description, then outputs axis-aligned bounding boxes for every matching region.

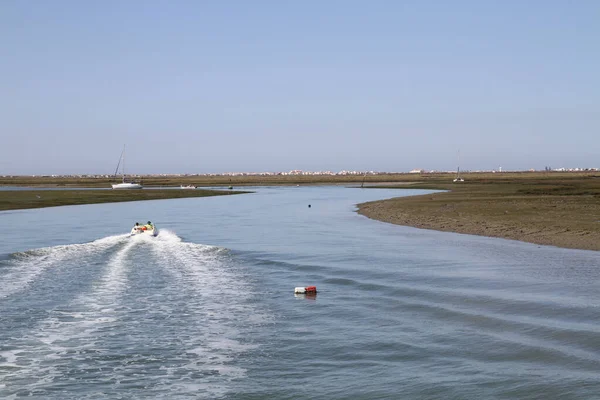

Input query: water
[1,186,599,399]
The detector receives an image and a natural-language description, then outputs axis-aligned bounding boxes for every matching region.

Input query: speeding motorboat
[131,221,158,237]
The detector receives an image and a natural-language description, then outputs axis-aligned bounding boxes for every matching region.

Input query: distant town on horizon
[4,166,599,179]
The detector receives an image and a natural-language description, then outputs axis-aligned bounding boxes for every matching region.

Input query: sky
[1,1,598,175]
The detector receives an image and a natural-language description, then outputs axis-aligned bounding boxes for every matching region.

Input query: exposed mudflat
[358,191,600,251]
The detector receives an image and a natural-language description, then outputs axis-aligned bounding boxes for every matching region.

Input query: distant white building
[409,169,424,174]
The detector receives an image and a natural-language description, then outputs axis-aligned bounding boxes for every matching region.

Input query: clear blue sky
[1,1,598,175]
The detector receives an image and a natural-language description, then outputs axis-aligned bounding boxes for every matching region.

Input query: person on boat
[145,221,153,230]
[135,222,143,231]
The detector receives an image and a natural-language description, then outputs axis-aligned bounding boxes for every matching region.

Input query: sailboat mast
[113,146,124,180]
[122,145,126,183]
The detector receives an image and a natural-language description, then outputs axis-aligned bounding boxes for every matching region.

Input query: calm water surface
[1,186,599,399]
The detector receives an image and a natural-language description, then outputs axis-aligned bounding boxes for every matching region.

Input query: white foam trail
[0,234,129,300]
[0,236,139,395]
[151,230,234,293]
[77,235,138,312]
[146,230,265,386]
[0,231,268,398]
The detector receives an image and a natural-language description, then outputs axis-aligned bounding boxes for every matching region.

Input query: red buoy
[294,286,317,294]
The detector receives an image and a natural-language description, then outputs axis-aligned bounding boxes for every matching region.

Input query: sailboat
[111,146,143,189]
[453,150,464,183]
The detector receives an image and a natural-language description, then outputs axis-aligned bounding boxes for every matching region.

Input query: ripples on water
[0,231,266,398]
[1,186,600,399]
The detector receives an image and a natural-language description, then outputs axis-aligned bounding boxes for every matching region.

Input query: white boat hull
[180,185,196,189]
[112,182,143,189]
[130,226,158,236]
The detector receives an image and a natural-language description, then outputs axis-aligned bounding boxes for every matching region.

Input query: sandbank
[358,177,600,251]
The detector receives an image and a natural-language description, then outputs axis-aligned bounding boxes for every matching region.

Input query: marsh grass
[0,189,247,211]
[2,171,598,188]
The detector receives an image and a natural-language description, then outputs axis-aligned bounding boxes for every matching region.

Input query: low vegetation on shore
[0,173,423,188]
[0,189,247,211]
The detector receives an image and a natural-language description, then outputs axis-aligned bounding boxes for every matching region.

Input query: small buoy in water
[294,286,317,294]
[308,204,311,208]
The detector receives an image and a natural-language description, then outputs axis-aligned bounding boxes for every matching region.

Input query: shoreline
[357,190,600,252]
[3,173,600,251]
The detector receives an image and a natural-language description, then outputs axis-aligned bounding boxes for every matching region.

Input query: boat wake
[0,234,129,300]
[0,230,267,399]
